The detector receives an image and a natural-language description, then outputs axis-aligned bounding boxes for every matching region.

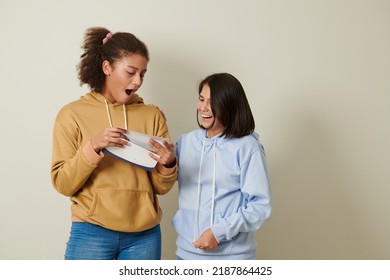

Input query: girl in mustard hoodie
[51,27,177,260]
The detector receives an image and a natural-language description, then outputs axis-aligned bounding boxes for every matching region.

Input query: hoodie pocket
[172,208,200,250]
[87,190,160,232]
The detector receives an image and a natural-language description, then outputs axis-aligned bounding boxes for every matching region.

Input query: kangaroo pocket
[173,208,234,255]
[86,190,160,232]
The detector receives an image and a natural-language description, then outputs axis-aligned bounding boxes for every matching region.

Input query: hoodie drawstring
[193,138,217,241]
[104,99,128,129]
[210,145,216,226]
[193,139,205,242]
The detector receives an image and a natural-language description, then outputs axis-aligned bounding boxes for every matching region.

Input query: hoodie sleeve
[50,109,102,196]
[147,109,178,195]
[149,166,177,195]
[210,146,272,242]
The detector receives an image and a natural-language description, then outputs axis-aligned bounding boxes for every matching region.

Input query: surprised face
[102,54,148,104]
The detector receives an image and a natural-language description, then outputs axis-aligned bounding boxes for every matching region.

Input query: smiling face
[197,83,225,138]
[101,53,148,104]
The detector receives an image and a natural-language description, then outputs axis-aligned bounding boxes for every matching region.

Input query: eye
[127,72,135,76]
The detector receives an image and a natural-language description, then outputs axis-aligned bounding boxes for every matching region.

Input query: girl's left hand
[148,138,176,168]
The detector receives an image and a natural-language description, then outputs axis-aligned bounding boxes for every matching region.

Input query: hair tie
[102,32,113,45]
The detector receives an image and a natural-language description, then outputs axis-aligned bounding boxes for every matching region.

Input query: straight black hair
[197,73,255,138]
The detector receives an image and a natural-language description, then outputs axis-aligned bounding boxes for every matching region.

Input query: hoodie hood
[198,129,260,146]
[80,91,145,130]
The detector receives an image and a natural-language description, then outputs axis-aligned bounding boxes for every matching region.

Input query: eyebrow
[126,65,147,73]
[199,93,210,99]
[126,65,138,70]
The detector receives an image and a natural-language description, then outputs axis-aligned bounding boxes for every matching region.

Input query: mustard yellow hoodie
[51,92,177,232]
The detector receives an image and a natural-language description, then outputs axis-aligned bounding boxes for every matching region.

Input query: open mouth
[125,89,134,95]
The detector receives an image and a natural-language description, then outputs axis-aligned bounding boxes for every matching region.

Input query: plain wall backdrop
[0,0,389,259]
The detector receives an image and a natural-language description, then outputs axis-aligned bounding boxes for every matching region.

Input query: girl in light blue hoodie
[173,73,272,260]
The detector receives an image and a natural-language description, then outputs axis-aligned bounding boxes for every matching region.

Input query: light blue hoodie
[172,129,272,260]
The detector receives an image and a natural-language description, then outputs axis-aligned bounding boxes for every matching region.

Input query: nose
[199,101,209,112]
[132,75,142,86]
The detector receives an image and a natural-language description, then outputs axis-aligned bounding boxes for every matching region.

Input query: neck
[207,128,223,138]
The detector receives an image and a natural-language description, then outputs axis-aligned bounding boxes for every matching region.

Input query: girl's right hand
[90,127,129,153]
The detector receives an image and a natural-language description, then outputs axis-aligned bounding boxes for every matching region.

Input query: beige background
[0,0,389,259]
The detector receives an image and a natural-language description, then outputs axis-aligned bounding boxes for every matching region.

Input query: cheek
[112,72,128,85]
[108,75,121,86]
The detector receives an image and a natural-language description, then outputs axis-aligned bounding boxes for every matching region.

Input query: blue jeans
[64,222,161,260]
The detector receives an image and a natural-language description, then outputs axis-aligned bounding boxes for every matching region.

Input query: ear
[102,60,112,76]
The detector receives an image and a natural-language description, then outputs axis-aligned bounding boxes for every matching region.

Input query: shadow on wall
[141,47,201,142]
[256,90,386,260]
[144,48,202,260]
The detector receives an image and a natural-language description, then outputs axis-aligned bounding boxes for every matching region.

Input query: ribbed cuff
[82,140,104,165]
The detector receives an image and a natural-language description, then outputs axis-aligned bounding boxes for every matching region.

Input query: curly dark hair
[197,73,255,138]
[77,27,149,92]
